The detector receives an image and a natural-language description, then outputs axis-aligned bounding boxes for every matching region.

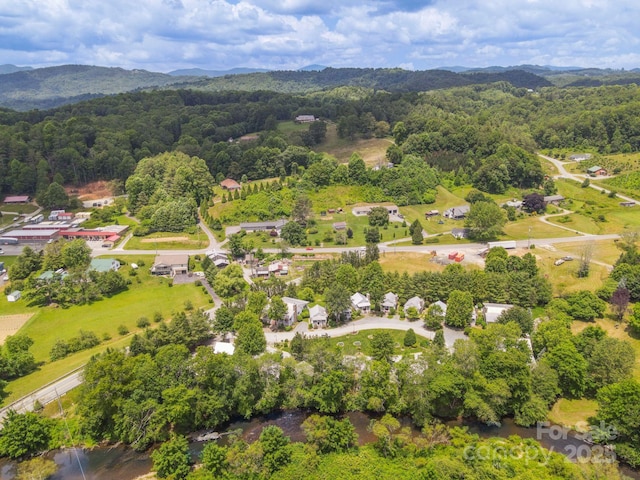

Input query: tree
[62,239,91,272]
[151,434,192,479]
[235,322,266,356]
[213,264,248,302]
[302,414,358,454]
[200,442,229,477]
[403,328,417,347]
[465,201,506,241]
[280,221,306,246]
[410,219,423,245]
[445,290,474,328]
[587,337,636,391]
[325,283,352,322]
[0,411,52,459]
[370,331,395,362]
[15,457,58,480]
[364,227,381,244]
[213,305,235,336]
[368,207,389,227]
[611,285,630,321]
[545,340,588,398]
[39,181,69,209]
[497,306,533,334]
[566,290,606,321]
[577,242,594,278]
[259,425,292,475]
[597,379,640,447]
[268,296,287,324]
[522,192,546,214]
[8,246,43,281]
[292,194,313,226]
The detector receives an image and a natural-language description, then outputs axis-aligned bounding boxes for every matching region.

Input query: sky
[1,0,639,72]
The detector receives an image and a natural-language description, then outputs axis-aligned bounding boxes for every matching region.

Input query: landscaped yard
[125,230,209,250]
[1,255,211,405]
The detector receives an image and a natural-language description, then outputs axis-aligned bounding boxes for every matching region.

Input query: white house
[381,292,398,313]
[281,297,310,327]
[404,296,425,314]
[482,303,514,323]
[429,300,448,316]
[309,305,328,329]
[351,292,371,313]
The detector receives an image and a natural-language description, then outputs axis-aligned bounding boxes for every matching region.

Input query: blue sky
[1,0,639,72]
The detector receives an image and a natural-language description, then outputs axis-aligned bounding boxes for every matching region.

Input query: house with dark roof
[240,219,288,235]
[443,205,470,220]
[451,228,470,239]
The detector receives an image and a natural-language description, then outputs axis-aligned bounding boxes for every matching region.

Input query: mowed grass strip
[125,230,209,250]
[326,328,427,356]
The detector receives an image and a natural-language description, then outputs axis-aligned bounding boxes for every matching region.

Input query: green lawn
[502,215,577,240]
[1,255,211,405]
[0,203,39,215]
[315,123,393,166]
[378,252,447,274]
[548,398,598,430]
[322,328,428,356]
[125,231,209,250]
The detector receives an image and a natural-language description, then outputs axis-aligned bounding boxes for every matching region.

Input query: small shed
[7,290,21,302]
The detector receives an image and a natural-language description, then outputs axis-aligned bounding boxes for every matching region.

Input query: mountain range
[1,63,639,111]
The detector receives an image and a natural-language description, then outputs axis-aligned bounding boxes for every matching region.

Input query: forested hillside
[2,83,640,200]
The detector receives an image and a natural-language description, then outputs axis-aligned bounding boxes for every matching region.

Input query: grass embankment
[1,255,211,405]
[546,178,640,234]
[0,203,39,215]
[312,328,428,357]
[315,123,393,166]
[125,231,209,250]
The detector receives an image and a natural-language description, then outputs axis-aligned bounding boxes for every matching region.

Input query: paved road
[0,368,83,424]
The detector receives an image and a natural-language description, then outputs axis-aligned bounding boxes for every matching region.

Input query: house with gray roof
[240,219,288,235]
[404,296,425,314]
[381,292,399,313]
[309,304,328,329]
[443,205,470,220]
[351,292,371,313]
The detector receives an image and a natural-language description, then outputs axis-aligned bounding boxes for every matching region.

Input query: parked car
[554,259,565,266]
[562,256,574,261]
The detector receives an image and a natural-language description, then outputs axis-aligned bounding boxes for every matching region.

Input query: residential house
[569,153,592,161]
[268,261,289,276]
[295,115,316,123]
[351,292,371,313]
[503,200,523,209]
[482,303,514,323]
[543,194,565,205]
[587,165,607,176]
[220,178,241,191]
[404,296,425,314]
[425,209,439,218]
[351,205,399,216]
[451,228,470,239]
[281,297,310,327]
[89,258,121,273]
[429,300,448,316]
[48,210,66,221]
[309,305,328,329]
[240,219,288,235]
[206,250,230,268]
[255,266,270,278]
[332,221,347,231]
[381,292,398,313]
[151,254,189,276]
[443,205,470,220]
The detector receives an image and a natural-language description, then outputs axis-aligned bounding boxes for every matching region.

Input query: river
[1,411,638,479]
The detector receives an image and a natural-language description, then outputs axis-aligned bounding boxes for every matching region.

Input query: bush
[184,300,194,311]
[425,237,440,244]
[136,317,150,328]
[118,325,129,336]
[136,259,146,267]
[102,332,112,341]
[153,312,163,323]
[195,280,202,286]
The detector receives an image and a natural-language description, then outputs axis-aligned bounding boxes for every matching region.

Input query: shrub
[118,325,129,336]
[195,280,202,286]
[153,312,163,323]
[136,317,150,328]
[102,332,112,341]
[184,300,194,311]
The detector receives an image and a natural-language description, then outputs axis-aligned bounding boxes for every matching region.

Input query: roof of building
[282,297,309,309]
[90,258,119,272]
[154,254,189,266]
[351,292,371,307]
[3,195,30,202]
[587,165,605,173]
[240,219,288,229]
[220,178,241,189]
[543,195,565,202]
[3,229,59,238]
[333,221,347,230]
[404,296,424,310]
[445,205,470,215]
[213,342,235,355]
[381,292,398,307]
[309,304,328,320]
[483,303,514,323]
[430,300,448,313]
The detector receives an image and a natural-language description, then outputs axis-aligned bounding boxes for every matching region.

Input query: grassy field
[548,398,599,430]
[502,215,577,240]
[125,231,209,250]
[326,328,428,356]
[0,203,39,215]
[315,123,393,166]
[378,252,447,274]
[1,255,211,405]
